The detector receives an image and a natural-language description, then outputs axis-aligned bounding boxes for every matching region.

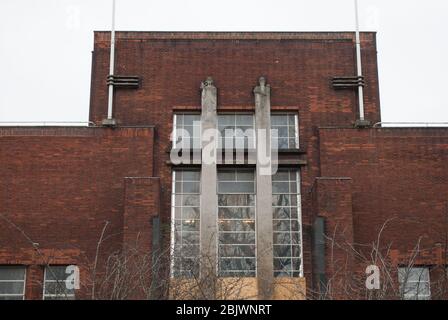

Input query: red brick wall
[123,177,160,252]
[311,178,355,299]
[0,127,154,299]
[87,32,383,290]
[10,33,444,299]
[318,128,448,297]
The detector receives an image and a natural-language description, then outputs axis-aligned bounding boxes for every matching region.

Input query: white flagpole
[354,0,365,121]
[106,0,116,122]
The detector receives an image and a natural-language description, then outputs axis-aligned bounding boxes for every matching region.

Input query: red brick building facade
[0,32,447,300]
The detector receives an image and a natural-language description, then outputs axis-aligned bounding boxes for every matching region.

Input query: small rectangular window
[398,267,431,300]
[171,170,201,278]
[43,266,75,300]
[218,169,256,277]
[173,114,201,149]
[271,113,299,149]
[0,266,26,300]
[218,113,255,150]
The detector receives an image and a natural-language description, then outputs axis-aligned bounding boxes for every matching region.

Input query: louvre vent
[332,76,365,89]
[106,75,140,88]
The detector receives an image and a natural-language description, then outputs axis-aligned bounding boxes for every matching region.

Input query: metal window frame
[272,169,303,277]
[0,266,26,300]
[271,113,300,149]
[398,267,431,300]
[170,169,202,278]
[42,266,76,300]
[217,168,257,276]
[217,113,256,150]
[172,113,201,149]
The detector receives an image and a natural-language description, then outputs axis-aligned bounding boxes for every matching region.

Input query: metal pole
[354,0,365,121]
[106,0,116,120]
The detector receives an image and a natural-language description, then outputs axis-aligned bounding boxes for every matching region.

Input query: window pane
[398,267,431,300]
[171,170,201,278]
[0,282,24,295]
[218,194,255,207]
[219,245,256,257]
[0,267,25,281]
[235,115,253,126]
[218,182,254,194]
[219,220,255,232]
[219,232,256,245]
[271,115,288,125]
[218,171,236,181]
[0,266,25,300]
[44,281,75,295]
[218,207,255,219]
[272,170,302,277]
[271,113,299,149]
[219,258,256,271]
[181,207,200,220]
[218,114,254,149]
[174,114,200,149]
[45,266,68,281]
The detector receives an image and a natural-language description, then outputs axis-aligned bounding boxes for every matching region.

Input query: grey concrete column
[254,77,274,299]
[200,77,218,282]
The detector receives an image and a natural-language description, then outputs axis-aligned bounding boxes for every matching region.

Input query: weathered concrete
[254,77,274,299]
[200,77,218,281]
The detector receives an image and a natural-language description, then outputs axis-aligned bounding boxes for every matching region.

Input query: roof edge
[93,31,377,42]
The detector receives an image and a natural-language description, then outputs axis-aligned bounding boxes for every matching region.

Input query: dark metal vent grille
[332,76,365,89]
[107,75,140,88]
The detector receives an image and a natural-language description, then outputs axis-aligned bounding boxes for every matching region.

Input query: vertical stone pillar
[200,77,218,283]
[254,77,274,299]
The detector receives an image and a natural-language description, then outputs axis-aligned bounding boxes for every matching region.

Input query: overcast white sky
[0,0,447,124]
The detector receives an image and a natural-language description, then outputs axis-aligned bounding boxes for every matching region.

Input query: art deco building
[0,32,447,300]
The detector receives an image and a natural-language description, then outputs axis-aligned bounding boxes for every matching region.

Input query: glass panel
[171,170,201,278]
[272,182,290,194]
[183,115,200,126]
[219,220,255,232]
[272,171,290,181]
[235,115,253,126]
[181,195,200,206]
[218,115,235,126]
[44,281,75,295]
[181,232,200,245]
[181,220,200,232]
[273,245,292,258]
[0,282,24,295]
[219,245,256,257]
[218,171,236,181]
[0,267,25,281]
[219,232,256,245]
[273,207,291,219]
[273,220,291,232]
[271,115,288,126]
[274,232,292,245]
[277,138,289,149]
[218,194,255,207]
[218,207,255,219]
[219,258,256,271]
[218,182,254,194]
[181,207,200,220]
[182,171,200,181]
[271,113,298,150]
[0,296,23,300]
[182,181,200,194]
[274,258,292,271]
[218,169,256,277]
[45,266,69,281]
[272,170,302,277]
